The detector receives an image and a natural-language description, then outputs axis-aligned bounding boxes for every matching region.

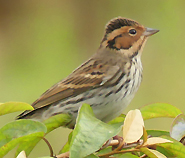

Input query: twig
[56,151,69,158]
[98,148,140,157]
[42,137,54,157]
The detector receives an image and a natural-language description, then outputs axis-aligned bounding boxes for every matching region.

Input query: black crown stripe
[105,18,139,34]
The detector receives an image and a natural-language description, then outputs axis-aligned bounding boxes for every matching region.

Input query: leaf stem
[98,148,140,157]
[42,137,54,157]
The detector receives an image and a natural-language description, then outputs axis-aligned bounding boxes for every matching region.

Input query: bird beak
[143,27,159,37]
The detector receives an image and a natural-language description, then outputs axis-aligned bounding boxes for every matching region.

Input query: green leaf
[146,130,170,137]
[0,102,34,116]
[15,113,72,156]
[140,147,158,158]
[16,137,42,157]
[157,135,185,157]
[0,120,47,157]
[156,146,174,157]
[70,104,123,158]
[108,114,125,125]
[97,146,112,155]
[17,114,72,156]
[140,103,182,120]
[85,154,99,158]
[38,156,53,158]
[43,113,72,133]
[59,131,73,154]
[116,153,140,158]
[143,127,148,144]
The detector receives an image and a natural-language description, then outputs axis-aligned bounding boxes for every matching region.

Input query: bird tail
[16,107,73,128]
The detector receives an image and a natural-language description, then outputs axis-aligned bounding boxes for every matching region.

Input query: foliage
[0,102,185,158]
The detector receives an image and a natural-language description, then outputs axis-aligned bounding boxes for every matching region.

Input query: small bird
[17,17,159,128]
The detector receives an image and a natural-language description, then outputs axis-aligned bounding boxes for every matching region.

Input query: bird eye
[129,29,137,35]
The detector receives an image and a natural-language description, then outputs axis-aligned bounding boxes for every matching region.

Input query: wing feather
[32,59,120,109]
[17,56,121,119]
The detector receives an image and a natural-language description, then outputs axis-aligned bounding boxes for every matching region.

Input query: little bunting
[17,17,159,128]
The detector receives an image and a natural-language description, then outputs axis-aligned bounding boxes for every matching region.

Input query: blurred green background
[0,0,185,157]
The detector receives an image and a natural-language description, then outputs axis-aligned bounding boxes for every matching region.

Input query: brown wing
[21,57,121,115]
[31,59,120,109]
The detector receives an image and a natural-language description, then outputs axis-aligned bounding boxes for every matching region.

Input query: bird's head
[100,17,159,57]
